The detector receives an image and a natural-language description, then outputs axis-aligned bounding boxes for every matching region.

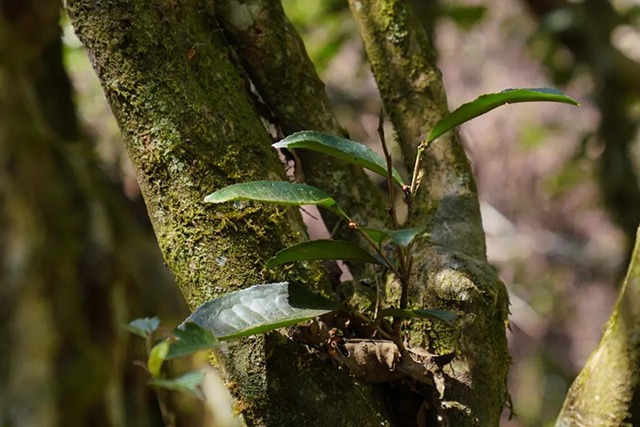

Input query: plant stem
[377,112,399,230]
[346,305,405,350]
[356,226,401,277]
[377,113,411,313]
[329,218,343,239]
[408,143,426,221]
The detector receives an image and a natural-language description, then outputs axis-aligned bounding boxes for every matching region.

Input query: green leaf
[267,240,385,267]
[443,5,487,31]
[166,322,219,359]
[186,282,341,341]
[427,88,579,144]
[273,131,405,186]
[379,308,458,325]
[148,340,170,378]
[362,226,428,248]
[205,181,348,219]
[148,371,205,399]
[124,317,160,339]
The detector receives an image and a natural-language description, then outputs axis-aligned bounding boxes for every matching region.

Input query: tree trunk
[0,1,186,425]
[64,0,514,424]
[556,227,640,425]
[64,1,392,425]
[347,1,509,425]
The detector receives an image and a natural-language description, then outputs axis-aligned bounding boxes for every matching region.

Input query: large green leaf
[267,239,385,267]
[273,131,405,186]
[125,317,160,339]
[205,181,348,219]
[148,371,205,399]
[187,282,341,341]
[379,308,458,325]
[426,88,579,143]
[362,226,428,248]
[166,322,219,359]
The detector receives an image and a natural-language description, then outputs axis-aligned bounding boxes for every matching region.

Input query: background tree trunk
[556,227,640,425]
[0,1,187,425]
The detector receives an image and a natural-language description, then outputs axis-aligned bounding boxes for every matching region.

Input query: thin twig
[329,218,344,239]
[355,226,401,277]
[346,305,401,347]
[377,112,410,315]
[377,111,399,230]
[409,144,425,199]
[374,275,381,321]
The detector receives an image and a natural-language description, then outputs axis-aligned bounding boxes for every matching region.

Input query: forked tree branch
[64,1,391,424]
[215,0,388,247]
[348,1,510,424]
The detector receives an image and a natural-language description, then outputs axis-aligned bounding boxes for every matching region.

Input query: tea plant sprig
[136,88,578,356]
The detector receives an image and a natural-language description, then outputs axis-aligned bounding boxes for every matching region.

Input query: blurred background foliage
[2,0,639,425]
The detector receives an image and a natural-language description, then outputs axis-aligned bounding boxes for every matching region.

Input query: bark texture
[65,1,391,424]
[556,227,640,426]
[215,0,388,246]
[348,1,509,425]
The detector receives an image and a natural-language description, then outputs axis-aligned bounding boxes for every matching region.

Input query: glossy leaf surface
[273,131,405,186]
[187,282,341,341]
[166,322,219,359]
[205,181,348,219]
[362,226,427,248]
[267,239,385,267]
[125,317,160,339]
[427,88,579,143]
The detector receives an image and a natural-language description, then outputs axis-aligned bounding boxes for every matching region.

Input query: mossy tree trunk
[64,1,391,425]
[0,0,186,425]
[63,0,514,425]
[556,227,640,425]
[347,1,509,424]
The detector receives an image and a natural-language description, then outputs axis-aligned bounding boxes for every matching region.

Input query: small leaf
[166,322,219,359]
[148,340,170,378]
[205,181,348,219]
[124,317,160,339]
[427,88,579,143]
[379,308,458,325]
[186,282,341,341]
[148,371,205,399]
[362,226,428,248]
[267,240,385,267]
[273,131,405,186]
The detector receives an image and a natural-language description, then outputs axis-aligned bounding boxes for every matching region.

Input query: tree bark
[348,1,510,425]
[556,227,640,425]
[64,1,391,424]
[215,0,388,250]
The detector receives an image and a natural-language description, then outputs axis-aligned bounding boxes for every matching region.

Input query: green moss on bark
[348,1,510,425]
[65,0,391,424]
[216,0,388,248]
[556,227,640,426]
